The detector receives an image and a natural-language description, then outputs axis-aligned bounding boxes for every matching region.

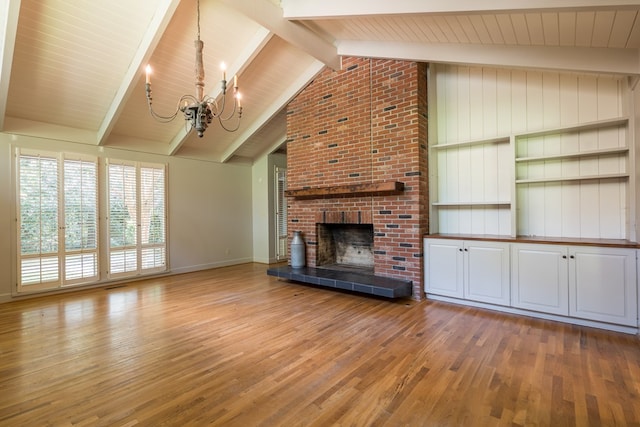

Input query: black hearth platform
[266,266,412,298]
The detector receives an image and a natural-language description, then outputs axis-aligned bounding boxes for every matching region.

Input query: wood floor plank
[0,263,639,426]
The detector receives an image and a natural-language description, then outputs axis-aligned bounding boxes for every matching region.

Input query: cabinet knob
[464,248,468,251]
[562,255,567,259]
[458,248,463,252]
[570,255,575,259]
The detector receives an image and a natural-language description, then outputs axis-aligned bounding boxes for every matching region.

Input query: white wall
[0,136,12,301]
[0,133,254,302]
[252,152,286,264]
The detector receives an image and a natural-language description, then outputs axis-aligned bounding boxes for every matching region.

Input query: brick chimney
[286,57,428,299]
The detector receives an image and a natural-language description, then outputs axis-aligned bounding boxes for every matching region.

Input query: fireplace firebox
[316,223,374,273]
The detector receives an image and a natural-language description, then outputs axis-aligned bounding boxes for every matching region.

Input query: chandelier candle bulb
[221,62,226,82]
[234,75,238,90]
[145,65,151,84]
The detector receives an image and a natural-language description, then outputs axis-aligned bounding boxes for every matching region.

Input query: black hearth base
[266,265,412,299]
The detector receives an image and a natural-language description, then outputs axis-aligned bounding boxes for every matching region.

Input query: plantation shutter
[108,162,138,276]
[275,167,287,260]
[140,164,166,272]
[63,156,98,283]
[18,151,60,287]
[17,150,98,291]
[107,160,166,278]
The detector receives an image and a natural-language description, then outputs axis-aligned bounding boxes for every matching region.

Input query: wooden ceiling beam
[339,40,640,75]
[220,60,325,163]
[221,0,340,71]
[96,0,181,146]
[0,0,21,132]
[282,0,640,19]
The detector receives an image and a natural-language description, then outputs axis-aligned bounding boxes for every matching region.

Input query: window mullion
[136,163,142,273]
[58,153,66,284]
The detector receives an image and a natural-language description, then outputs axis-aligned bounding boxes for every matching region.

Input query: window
[16,149,98,291]
[15,149,167,293]
[107,160,166,278]
[275,166,287,261]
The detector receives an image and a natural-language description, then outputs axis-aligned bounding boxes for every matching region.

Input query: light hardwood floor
[0,263,639,426]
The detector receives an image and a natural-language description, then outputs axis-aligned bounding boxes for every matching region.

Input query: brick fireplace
[285,57,428,299]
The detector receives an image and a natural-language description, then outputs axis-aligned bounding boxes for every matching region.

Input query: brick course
[286,57,428,299]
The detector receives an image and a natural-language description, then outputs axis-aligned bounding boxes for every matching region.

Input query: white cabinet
[424,239,464,298]
[426,238,638,330]
[511,243,638,326]
[569,246,637,327]
[425,238,510,306]
[464,241,510,306]
[511,244,569,315]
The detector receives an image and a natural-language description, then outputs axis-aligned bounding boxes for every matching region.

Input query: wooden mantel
[285,181,404,199]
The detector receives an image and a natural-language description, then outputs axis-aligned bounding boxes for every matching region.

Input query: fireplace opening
[316,223,374,274]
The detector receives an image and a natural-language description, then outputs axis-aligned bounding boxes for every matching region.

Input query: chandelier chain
[197,0,201,41]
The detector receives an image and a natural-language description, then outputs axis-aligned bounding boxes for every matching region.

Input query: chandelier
[144,0,242,137]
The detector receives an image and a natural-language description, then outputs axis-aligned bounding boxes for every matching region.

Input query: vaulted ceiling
[2,0,640,164]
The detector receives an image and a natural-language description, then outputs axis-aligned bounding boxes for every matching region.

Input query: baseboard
[426,293,639,335]
[170,258,253,275]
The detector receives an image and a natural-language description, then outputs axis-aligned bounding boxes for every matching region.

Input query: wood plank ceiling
[1,0,639,164]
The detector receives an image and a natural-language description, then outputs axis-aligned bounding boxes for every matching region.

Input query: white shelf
[514,117,628,139]
[516,173,629,184]
[432,136,509,150]
[515,147,628,163]
[432,201,511,207]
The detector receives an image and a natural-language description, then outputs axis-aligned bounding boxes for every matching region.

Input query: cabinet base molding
[426,294,639,335]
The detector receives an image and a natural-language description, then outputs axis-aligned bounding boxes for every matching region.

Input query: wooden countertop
[425,233,639,249]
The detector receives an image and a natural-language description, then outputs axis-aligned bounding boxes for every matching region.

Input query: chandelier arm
[203,96,222,118]
[148,104,180,123]
[216,114,241,132]
[207,94,239,122]
[179,94,199,108]
[146,94,199,123]
[206,93,226,118]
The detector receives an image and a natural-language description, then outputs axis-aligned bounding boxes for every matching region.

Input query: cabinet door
[464,241,510,306]
[424,239,463,298]
[569,246,637,326]
[511,244,569,315]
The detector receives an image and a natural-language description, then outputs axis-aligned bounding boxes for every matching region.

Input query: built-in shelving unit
[426,65,637,332]
[430,116,630,239]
